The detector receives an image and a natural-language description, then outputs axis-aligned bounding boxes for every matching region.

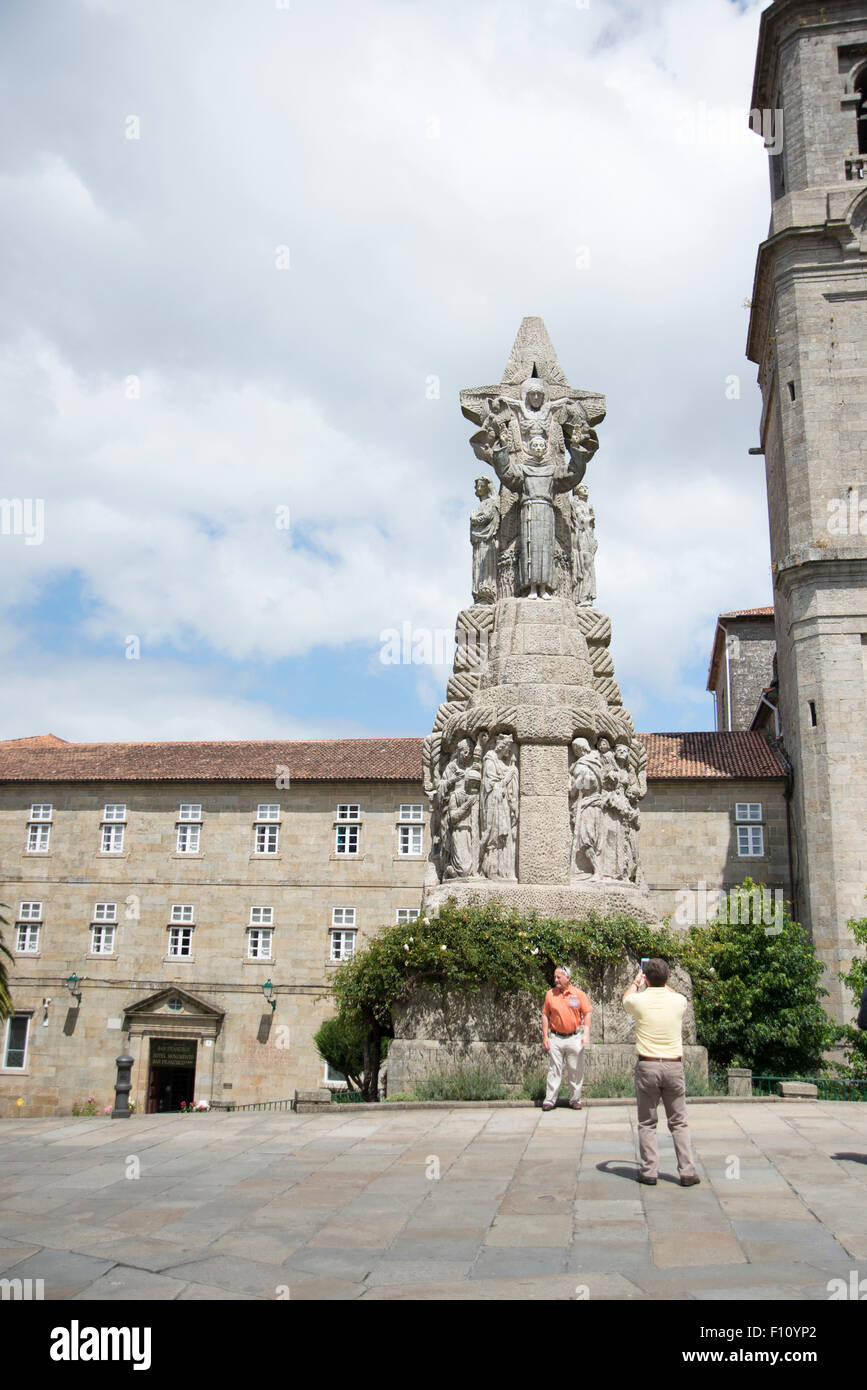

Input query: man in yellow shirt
[622,958,700,1187]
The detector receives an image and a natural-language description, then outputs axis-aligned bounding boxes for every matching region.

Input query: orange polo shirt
[544,986,592,1035]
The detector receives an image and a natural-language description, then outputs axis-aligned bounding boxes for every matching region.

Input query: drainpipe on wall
[720,623,732,731]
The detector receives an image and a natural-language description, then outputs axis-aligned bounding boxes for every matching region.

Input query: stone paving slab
[1,1100,866,1301]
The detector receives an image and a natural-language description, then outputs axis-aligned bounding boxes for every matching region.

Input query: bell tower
[747,0,867,1019]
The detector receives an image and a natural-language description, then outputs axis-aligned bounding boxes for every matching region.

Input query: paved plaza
[1,1100,866,1301]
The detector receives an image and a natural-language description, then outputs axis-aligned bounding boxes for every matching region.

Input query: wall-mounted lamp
[66,973,83,1006]
[262,979,277,1012]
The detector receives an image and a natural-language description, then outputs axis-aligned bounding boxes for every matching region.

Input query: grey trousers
[634,1059,697,1179]
[545,1033,585,1105]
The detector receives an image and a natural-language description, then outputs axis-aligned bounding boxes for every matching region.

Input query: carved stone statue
[569,737,605,879]
[482,379,599,600]
[470,478,499,604]
[595,740,641,881]
[479,732,519,879]
[440,738,481,879]
[571,483,597,605]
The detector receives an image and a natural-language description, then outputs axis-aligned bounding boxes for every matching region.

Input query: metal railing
[221,1097,295,1113]
[752,1075,867,1102]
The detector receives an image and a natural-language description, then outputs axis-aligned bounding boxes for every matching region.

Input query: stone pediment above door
[124,987,224,1035]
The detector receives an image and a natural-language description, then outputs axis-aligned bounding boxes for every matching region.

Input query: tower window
[808,700,818,727]
[787,381,796,402]
[857,71,867,156]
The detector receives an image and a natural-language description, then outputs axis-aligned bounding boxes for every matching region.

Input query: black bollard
[112,1053,134,1119]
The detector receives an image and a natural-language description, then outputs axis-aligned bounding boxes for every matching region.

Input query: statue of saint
[479,733,519,879]
[440,738,481,878]
[571,483,597,605]
[569,737,605,879]
[598,740,640,881]
[482,378,598,599]
[470,478,499,604]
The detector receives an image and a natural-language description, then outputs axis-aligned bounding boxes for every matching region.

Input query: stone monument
[422,316,655,922]
[387,319,708,1095]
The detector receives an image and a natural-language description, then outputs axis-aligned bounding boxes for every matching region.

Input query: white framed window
[255,823,279,855]
[257,803,280,821]
[178,803,202,821]
[737,825,765,857]
[336,803,360,820]
[176,823,201,854]
[170,904,195,923]
[2,1014,30,1069]
[29,803,52,821]
[735,802,763,822]
[101,823,125,853]
[93,902,117,922]
[399,804,424,821]
[331,907,356,927]
[19,901,42,921]
[324,1061,347,1083]
[103,803,127,822]
[168,926,194,958]
[398,824,423,856]
[250,906,274,925]
[90,924,116,955]
[330,929,357,962]
[396,908,420,925]
[335,823,360,855]
[247,928,273,960]
[26,823,50,853]
[15,923,40,953]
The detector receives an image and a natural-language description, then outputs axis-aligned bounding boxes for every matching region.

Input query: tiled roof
[718,607,774,620]
[0,731,785,783]
[639,732,785,780]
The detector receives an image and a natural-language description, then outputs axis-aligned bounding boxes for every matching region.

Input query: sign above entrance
[150,1039,197,1068]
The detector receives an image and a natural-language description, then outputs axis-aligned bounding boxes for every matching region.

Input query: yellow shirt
[623,987,686,1058]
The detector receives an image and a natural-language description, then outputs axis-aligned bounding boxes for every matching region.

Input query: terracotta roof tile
[718,607,775,619]
[0,731,785,783]
[638,732,785,780]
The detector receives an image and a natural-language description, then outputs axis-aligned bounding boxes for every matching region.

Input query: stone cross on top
[461,317,606,603]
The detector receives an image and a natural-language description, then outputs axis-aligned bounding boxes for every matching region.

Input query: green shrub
[584,1071,635,1099]
[682,878,837,1075]
[836,913,867,1078]
[412,1062,507,1102]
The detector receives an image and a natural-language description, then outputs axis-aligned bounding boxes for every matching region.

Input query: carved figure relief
[439,737,481,879]
[571,483,597,605]
[470,478,499,604]
[479,732,519,879]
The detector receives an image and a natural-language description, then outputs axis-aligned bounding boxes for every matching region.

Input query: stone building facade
[746,0,867,1018]
[707,608,777,732]
[0,730,787,1115]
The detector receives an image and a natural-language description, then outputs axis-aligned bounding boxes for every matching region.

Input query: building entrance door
[146,1038,197,1112]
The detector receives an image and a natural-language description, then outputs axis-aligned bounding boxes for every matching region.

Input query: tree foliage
[312,1015,367,1091]
[681,879,836,1075]
[836,913,867,1077]
[329,901,685,1098]
[0,905,12,1022]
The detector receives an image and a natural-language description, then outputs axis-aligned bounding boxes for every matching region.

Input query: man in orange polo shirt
[541,966,592,1111]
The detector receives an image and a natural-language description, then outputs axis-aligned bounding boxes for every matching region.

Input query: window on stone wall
[735,802,764,856]
[331,907,356,927]
[335,823,360,855]
[857,70,867,155]
[15,901,41,953]
[2,1014,30,1069]
[90,923,116,955]
[176,823,201,854]
[26,806,51,853]
[330,929,356,961]
[396,908,420,925]
[397,824,423,856]
[247,928,273,960]
[167,926,194,958]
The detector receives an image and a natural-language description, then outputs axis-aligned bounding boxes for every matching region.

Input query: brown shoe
[680,1175,701,1187]
[636,1174,657,1185]
[541,1102,554,1111]
[569,1100,583,1110]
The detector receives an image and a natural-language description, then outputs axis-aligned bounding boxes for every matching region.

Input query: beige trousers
[545,1033,585,1105]
[634,1059,697,1179]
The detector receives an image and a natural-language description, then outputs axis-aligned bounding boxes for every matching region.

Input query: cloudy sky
[0,0,774,743]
